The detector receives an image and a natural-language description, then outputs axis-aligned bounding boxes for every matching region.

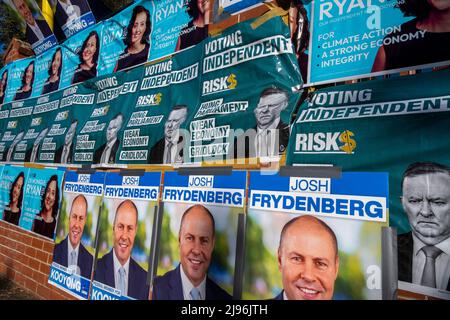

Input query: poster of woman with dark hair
[13,61,35,101]
[71,30,99,84]
[42,48,63,94]
[176,0,210,51]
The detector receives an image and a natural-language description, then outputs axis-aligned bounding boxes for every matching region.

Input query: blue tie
[190,287,201,300]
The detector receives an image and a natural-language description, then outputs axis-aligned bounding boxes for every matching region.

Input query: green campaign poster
[0,103,11,161]
[286,68,450,234]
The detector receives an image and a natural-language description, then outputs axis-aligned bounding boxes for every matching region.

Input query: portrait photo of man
[25,127,48,163]
[398,162,450,291]
[54,120,78,164]
[94,200,149,300]
[148,105,188,164]
[12,0,53,45]
[93,113,123,165]
[55,0,91,27]
[53,194,93,279]
[5,130,25,162]
[152,204,232,300]
[274,215,339,300]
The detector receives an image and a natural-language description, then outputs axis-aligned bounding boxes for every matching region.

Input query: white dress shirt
[61,142,72,164]
[59,0,81,21]
[255,117,280,158]
[100,138,117,164]
[163,136,179,164]
[30,143,39,162]
[113,250,130,296]
[412,234,450,289]
[28,22,44,42]
[67,238,80,274]
[180,265,206,300]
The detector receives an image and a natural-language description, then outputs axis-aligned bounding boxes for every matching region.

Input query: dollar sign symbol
[155,93,162,105]
[227,74,237,89]
[339,130,356,154]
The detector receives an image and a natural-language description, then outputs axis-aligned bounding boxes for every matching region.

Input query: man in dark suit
[398,162,450,291]
[273,215,339,300]
[55,0,91,27]
[94,200,149,300]
[25,127,48,163]
[93,113,123,165]
[148,105,187,164]
[234,86,290,160]
[54,120,78,164]
[12,0,53,45]
[152,204,232,300]
[53,195,93,279]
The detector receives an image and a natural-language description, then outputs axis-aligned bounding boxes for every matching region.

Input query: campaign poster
[91,171,161,300]
[59,23,103,88]
[186,15,302,165]
[33,46,63,96]
[0,66,10,106]
[50,0,96,38]
[0,103,11,160]
[0,165,29,226]
[307,0,450,85]
[2,0,58,55]
[286,68,450,297]
[19,167,65,240]
[4,57,36,102]
[99,0,154,75]
[48,171,105,299]
[0,100,34,163]
[72,72,136,167]
[216,0,264,16]
[243,171,389,300]
[154,171,246,300]
[21,94,60,163]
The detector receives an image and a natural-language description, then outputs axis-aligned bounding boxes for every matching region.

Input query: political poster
[306,0,450,85]
[216,0,264,16]
[50,0,96,38]
[99,0,153,75]
[286,68,450,297]
[153,171,246,300]
[33,46,63,96]
[0,66,9,106]
[0,165,28,226]
[185,15,302,165]
[59,23,103,88]
[0,103,11,160]
[243,171,389,300]
[48,171,105,299]
[4,57,36,103]
[19,167,65,239]
[91,171,161,300]
[2,0,58,55]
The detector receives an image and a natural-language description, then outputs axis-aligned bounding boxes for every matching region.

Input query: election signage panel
[243,171,389,300]
[99,0,154,75]
[0,66,10,107]
[286,68,450,296]
[33,46,63,96]
[153,171,247,300]
[51,0,96,38]
[186,15,302,164]
[48,171,105,299]
[0,103,11,161]
[4,57,36,103]
[0,165,29,226]
[217,0,264,16]
[91,171,161,300]
[2,0,58,55]
[19,167,65,240]
[60,23,103,88]
[306,0,450,85]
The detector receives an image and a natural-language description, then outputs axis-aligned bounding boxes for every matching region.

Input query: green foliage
[97,203,112,256]
[334,252,366,299]
[157,210,179,275]
[102,0,133,13]
[0,2,27,65]
[56,196,68,242]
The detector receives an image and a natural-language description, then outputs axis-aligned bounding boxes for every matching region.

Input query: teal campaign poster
[34,46,63,96]
[0,165,28,226]
[4,57,36,102]
[19,167,65,240]
[186,15,302,164]
[50,0,96,38]
[49,171,105,300]
[244,171,389,300]
[91,171,160,300]
[99,0,154,75]
[287,68,450,235]
[0,103,11,160]
[307,0,450,84]
[0,66,9,106]
[60,23,103,88]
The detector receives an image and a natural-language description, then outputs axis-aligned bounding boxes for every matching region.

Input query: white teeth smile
[300,288,318,295]
[190,259,201,265]
[119,243,128,248]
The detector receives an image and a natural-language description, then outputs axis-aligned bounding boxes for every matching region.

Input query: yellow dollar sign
[339,130,356,154]
[227,74,237,89]
[155,93,162,105]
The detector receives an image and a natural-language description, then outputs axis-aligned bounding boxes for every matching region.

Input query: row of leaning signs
[0,165,392,300]
[0,0,448,300]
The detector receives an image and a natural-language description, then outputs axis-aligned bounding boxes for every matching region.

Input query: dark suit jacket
[54,143,74,164]
[233,120,290,159]
[94,250,149,300]
[24,144,40,163]
[273,291,284,300]
[152,264,232,300]
[53,237,93,279]
[26,19,53,45]
[93,139,120,164]
[148,136,184,164]
[55,0,91,26]
[398,231,450,291]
